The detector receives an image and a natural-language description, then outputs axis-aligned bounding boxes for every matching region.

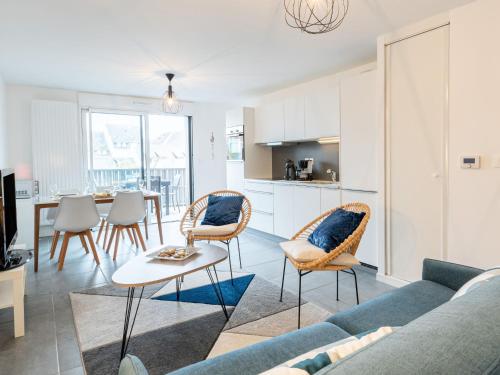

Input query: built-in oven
[226,125,244,161]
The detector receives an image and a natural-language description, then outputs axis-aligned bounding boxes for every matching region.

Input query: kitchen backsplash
[271,142,340,181]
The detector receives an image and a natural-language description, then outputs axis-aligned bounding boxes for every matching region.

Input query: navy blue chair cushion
[308,209,365,252]
[201,195,244,226]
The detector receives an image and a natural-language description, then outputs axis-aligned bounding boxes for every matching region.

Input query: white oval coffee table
[112,243,229,359]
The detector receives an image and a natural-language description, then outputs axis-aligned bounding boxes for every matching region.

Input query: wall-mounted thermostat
[461,155,480,169]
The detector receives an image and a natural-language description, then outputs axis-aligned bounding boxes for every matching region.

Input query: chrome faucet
[326,169,337,183]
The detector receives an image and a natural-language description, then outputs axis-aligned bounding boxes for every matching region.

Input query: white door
[284,96,305,141]
[293,186,321,233]
[386,26,449,281]
[304,78,340,139]
[254,101,285,143]
[340,69,377,191]
[274,184,295,239]
[342,190,378,267]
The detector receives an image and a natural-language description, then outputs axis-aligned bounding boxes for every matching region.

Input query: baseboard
[376,273,410,288]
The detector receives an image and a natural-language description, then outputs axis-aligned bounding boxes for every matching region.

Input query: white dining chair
[50,195,101,271]
[105,191,147,260]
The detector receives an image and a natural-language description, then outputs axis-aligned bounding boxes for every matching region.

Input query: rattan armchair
[279,202,371,328]
[180,190,252,282]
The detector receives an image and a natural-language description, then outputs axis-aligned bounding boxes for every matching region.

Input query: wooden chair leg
[96,218,105,243]
[103,222,110,247]
[121,230,125,240]
[143,216,149,239]
[132,227,139,249]
[106,226,117,253]
[58,233,72,271]
[79,233,89,254]
[113,227,121,260]
[126,228,135,244]
[134,224,147,252]
[50,231,60,260]
[85,230,100,265]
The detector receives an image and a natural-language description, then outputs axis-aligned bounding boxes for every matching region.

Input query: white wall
[5,85,78,178]
[191,102,229,198]
[448,0,500,268]
[0,74,6,168]
[4,85,228,198]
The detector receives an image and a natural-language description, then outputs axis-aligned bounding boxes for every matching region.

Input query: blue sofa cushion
[326,280,454,335]
[317,276,500,374]
[201,195,244,226]
[308,209,365,252]
[422,258,483,291]
[168,322,351,375]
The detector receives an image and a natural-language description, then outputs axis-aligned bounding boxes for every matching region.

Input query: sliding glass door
[85,110,191,222]
[88,112,145,189]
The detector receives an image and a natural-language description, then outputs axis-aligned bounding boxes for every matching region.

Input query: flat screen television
[0,169,18,269]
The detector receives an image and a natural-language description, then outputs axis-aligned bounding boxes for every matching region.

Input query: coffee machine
[284,159,296,180]
[297,158,314,180]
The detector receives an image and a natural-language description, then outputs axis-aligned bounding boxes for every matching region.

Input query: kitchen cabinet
[226,161,245,192]
[273,184,295,239]
[248,211,274,233]
[304,78,340,139]
[342,190,378,267]
[320,188,341,213]
[284,96,305,141]
[340,69,377,191]
[292,186,321,233]
[254,101,285,143]
[244,180,275,233]
[226,108,244,127]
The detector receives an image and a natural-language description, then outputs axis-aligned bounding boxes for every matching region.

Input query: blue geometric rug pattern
[153,274,255,306]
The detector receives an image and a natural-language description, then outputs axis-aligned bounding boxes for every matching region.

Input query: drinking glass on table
[138,179,145,191]
[49,184,59,198]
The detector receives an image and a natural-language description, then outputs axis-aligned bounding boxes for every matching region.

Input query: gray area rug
[82,311,229,375]
[70,273,326,375]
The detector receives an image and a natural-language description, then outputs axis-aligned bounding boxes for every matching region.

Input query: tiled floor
[0,223,394,375]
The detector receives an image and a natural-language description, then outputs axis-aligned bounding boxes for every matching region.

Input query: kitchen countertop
[245,178,340,189]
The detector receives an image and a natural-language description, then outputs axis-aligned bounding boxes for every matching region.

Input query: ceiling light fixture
[284,0,349,35]
[162,73,183,114]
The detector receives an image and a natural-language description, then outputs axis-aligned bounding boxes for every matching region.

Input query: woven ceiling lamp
[284,0,349,35]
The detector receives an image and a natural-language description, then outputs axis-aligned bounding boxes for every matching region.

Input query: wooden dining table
[32,191,164,272]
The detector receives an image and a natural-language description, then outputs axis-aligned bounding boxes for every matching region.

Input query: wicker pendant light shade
[284,0,349,35]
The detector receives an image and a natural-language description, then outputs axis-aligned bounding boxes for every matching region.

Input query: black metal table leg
[120,286,145,360]
[206,266,229,320]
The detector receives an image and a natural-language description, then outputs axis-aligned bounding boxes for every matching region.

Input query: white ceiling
[0,0,473,103]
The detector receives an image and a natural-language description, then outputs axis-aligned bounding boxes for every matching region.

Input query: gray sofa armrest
[422,258,483,291]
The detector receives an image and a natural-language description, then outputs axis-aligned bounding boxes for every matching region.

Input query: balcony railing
[90,168,189,207]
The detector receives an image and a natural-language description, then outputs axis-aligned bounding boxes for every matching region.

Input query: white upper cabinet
[340,69,378,191]
[226,108,244,127]
[304,78,341,139]
[254,101,285,143]
[284,95,305,141]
